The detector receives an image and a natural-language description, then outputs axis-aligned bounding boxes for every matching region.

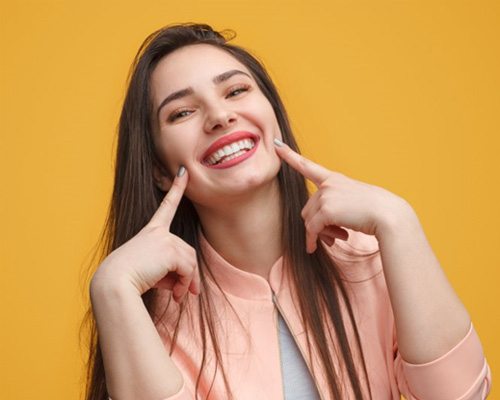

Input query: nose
[203,103,237,133]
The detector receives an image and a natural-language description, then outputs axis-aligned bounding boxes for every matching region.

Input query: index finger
[274,139,330,186]
[149,166,188,228]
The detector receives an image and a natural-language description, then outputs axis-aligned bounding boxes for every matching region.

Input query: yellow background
[1,0,498,398]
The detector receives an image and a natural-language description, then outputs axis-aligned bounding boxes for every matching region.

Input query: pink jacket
[154,229,491,399]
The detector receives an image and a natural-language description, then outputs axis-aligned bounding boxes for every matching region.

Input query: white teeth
[216,149,225,158]
[224,150,246,162]
[205,138,255,166]
[230,143,239,153]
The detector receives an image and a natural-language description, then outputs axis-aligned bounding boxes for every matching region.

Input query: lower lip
[204,140,259,169]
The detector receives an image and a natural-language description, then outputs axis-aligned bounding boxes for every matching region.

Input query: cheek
[153,142,181,178]
[244,101,281,135]
[259,102,281,136]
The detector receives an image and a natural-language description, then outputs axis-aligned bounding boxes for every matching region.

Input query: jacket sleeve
[394,322,491,399]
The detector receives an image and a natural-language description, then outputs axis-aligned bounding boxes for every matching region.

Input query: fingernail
[273,138,284,147]
[177,165,186,177]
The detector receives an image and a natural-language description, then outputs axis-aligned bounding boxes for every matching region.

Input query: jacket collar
[197,227,382,301]
[199,229,285,301]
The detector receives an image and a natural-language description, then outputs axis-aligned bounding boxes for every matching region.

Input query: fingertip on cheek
[273,137,284,147]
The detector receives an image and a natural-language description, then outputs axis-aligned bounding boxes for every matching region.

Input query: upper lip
[201,131,259,162]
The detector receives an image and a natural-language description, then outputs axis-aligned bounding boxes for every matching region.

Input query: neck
[195,180,283,280]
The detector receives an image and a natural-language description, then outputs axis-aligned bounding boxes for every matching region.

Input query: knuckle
[187,245,197,258]
[186,246,197,262]
[298,156,308,170]
[320,175,338,188]
[319,180,330,190]
[318,207,328,219]
[332,171,347,183]
[190,257,199,273]
[319,196,330,209]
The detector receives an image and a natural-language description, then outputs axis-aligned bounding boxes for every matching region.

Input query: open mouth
[203,138,256,166]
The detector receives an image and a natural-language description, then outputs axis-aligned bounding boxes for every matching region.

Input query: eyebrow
[156,69,252,119]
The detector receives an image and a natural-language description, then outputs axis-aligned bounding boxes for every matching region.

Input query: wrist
[374,198,420,242]
[90,264,142,300]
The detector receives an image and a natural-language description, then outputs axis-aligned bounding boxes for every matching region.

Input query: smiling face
[150,44,283,207]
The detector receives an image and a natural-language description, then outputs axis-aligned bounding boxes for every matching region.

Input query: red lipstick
[201,131,259,162]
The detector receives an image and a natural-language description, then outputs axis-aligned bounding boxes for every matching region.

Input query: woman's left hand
[274,139,414,253]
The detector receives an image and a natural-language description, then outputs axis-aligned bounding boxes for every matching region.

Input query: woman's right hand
[91,167,200,303]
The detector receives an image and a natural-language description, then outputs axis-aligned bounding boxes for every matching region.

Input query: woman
[83,23,491,399]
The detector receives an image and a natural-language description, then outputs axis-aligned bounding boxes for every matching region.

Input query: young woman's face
[150,44,283,207]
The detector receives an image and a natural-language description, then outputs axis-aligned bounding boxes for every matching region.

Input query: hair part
[81,22,372,400]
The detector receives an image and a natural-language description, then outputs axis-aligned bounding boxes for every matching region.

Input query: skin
[273,141,470,364]
[150,44,284,277]
[153,44,472,363]
[90,44,471,399]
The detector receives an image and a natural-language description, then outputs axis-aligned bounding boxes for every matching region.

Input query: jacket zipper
[271,289,326,400]
[273,291,288,400]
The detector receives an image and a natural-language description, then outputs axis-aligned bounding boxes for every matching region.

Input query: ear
[152,162,173,192]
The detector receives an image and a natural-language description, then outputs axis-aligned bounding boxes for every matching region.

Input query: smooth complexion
[151,44,284,277]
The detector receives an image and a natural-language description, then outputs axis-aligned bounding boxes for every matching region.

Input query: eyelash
[168,84,251,122]
[226,84,250,98]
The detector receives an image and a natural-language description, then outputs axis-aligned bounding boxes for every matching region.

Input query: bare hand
[93,167,200,302]
[274,140,411,253]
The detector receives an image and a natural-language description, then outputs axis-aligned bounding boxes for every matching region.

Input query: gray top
[277,313,321,399]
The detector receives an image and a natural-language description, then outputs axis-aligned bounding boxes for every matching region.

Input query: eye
[168,109,193,122]
[226,84,250,98]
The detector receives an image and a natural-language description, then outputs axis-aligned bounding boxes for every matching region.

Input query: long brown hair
[80,23,372,400]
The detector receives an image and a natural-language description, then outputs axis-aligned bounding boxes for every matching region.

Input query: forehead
[150,44,251,100]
